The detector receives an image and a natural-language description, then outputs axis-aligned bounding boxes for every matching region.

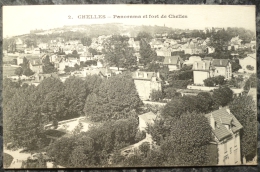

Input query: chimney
[194,62,197,69]
[210,114,215,130]
[202,62,206,70]
[136,72,139,77]
[226,109,231,114]
[157,72,160,78]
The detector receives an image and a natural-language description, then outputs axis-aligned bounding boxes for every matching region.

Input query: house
[239,53,256,73]
[193,60,214,85]
[212,59,232,80]
[138,111,157,133]
[183,56,202,66]
[80,52,93,62]
[29,59,43,74]
[17,56,24,65]
[132,71,162,100]
[228,36,243,50]
[163,56,184,71]
[205,108,243,165]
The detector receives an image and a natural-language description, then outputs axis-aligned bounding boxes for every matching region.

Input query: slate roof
[139,111,157,124]
[192,60,212,71]
[212,59,229,67]
[163,56,183,65]
[205,108,243,141]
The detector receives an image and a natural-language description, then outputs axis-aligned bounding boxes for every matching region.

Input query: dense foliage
[84,73,143,122]
[230,95,257,162]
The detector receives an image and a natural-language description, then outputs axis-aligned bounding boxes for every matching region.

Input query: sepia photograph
[2,5,258,168]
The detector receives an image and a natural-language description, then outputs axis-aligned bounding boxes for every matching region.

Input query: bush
[139,142,150,157]
[171,80,191,89]
[204,76,225,86]
[135,130,146,142]
[246,65,254,71]
[150,90,164,101]
[3,153,13,168]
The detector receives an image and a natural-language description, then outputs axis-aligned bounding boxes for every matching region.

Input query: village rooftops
[212,59,230,67]
[163,56,183,65]
[205,108,243,141]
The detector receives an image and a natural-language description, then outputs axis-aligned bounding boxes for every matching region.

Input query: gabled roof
[205,108,243,141]
[192,60,212,71]
[212,59,230,67]
[163,56,183,65]
[139,111,157,124]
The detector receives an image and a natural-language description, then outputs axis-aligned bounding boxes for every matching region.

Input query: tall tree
[42,55,56,74]
[229,95,257,162]
[212,86,233,108]
[3,86,43,149]
[139,39,157,66]
[160,112,212,166]
[103,35,136,70]
[63,76,89,117]
[84,73,142,122]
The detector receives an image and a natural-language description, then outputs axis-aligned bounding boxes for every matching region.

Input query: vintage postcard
[2,5,257,168]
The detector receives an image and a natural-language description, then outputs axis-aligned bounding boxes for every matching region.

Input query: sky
[3,5,256,37]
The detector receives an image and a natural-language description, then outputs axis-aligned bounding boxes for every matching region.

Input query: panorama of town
[3,23,258,168]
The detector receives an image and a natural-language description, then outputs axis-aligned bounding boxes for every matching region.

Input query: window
[230,147,232,154]
[224,142,227,153]
[234,136,237,147]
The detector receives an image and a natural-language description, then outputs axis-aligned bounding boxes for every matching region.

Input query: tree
[84,73,143,122]
[244,74,257,91]
[163,87,178,99]
[23,68,34,76]
[150,90,164,101]
[160,112,212,166]
[204,76,225,86]
[64,76,89,117]
[3,86,44,149]
[14,67,23,76]
[136,31,152,42]
[81,36,92,46]
[85,74,103,93]
[230,95,257,162]
[232,59,242,72]
[196,92,214,113]
[88,47,98,56]
[35,77,67,122]
[42,55,56,74]
[212,86,233,108]
[139,39,157,66]
[103,35,136,70]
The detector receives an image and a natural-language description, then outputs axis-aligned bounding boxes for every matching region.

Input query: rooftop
[205,108,243,141]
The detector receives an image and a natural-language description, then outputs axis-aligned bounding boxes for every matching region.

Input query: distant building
[163,56,184,71]
[29,60,43,74]
[212,59,232,80]
[193,59,232,85]
[193,60,214,85]
[132,71,162,100]
[205,108,243,165]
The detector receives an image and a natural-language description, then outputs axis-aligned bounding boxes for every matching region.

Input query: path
[3,148,31,168]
